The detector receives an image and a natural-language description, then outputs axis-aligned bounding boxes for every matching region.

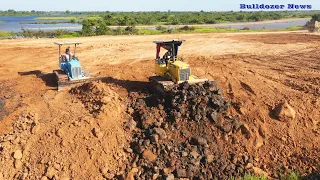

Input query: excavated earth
[0,32,319,180]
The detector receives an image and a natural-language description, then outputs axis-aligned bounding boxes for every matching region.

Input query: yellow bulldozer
[149,40,210,92]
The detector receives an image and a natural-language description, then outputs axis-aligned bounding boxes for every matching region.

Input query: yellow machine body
[155,60,195,83]
[150,40,209,93]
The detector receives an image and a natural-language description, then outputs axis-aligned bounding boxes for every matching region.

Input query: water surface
[0,16,309,32]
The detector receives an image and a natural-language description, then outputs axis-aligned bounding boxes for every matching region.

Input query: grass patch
[37,16,101,21]
[154,21,167,25]
[90,25,305,37]
[279,171,302,180]
[229,171,306,180]
[37,16,79,20]
[285,172,300,180]
[0,31,12,37]
[230,173,267,180]
[278,26,303,31]
[191,27,240,33]
[86,16,102,20]
[57,33,79,38]
[137,29,162,35]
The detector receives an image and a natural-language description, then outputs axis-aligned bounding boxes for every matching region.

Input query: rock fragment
[175,168,187,178]
[46,167,57,179]
[14,160,22,169]
[142,150,157,162]
[153,128,167,139]
[13,150,23,160]
[274,101,296,121]
[166,174,175,180]
[92,127,103,138]
[252,166,268,177]
[41,176,48,180]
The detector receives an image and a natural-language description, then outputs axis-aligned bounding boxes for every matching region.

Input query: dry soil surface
[0,32,319,179]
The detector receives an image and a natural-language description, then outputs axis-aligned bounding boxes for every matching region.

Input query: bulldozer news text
[240,4,312,10]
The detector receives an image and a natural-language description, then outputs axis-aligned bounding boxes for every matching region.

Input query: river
[0,16,309,32]
[0,16,81,32]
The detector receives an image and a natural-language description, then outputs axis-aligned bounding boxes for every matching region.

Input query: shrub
[124,26,138,34]
[155,25,167,31]
[179,25,196,31]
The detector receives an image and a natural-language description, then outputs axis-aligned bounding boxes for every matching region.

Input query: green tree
[95,20,110,35]
[167,15,179,25]
[66,10,70,14]
[81,19,94,36]
[312,14,320,21]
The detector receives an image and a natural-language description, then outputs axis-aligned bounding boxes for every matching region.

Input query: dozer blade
[149,76,174,94]
[149,76,215,94]
[54,70,101,91]
[178,77,209,84]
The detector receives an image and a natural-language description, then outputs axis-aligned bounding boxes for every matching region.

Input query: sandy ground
[0,31,319,179]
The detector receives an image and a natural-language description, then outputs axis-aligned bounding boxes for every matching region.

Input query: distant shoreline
[0,18,309,33]
[108,18,310,28]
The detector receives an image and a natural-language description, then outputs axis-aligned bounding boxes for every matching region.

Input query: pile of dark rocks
[123,82,254,179]
[165,81,230,122]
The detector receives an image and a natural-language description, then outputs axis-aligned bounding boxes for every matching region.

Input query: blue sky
[1,0,319,11]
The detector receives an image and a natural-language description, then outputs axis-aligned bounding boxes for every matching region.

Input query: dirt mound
[0,82,130,179]
[0,111,40,179]
[70,81,122,116]
[120,82,257,179]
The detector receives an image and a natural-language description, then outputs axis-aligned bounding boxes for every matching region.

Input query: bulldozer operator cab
[154,40,182,64]
[54,42,87,80]
[153,40,192,82]
[55,42,79,62]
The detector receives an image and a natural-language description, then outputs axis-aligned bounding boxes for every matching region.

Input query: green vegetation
[230,173,267,180]
[311,14,320,21]
[69,19,76,23]
[0,9,52,16]
[57,33,79,38]
[20,21,59,24]
[79,23,304,37]
[36,16,82,20]
[282,171,301,180]
[230,171,305,180]
[77,11,320,26]
[0,31,12,38]
[36,16,101,21]
[13,29,78,38]
[0,25,304,39]
[137,29,162,35]
[1,9,320,24]
[278,26,303,31]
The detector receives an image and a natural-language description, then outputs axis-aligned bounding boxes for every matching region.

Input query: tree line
[79,11,320,36]
[1,10,320,24]
[80,11,319,25]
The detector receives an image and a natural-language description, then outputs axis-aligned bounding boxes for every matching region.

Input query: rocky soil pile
[0,82,130,179]
[70,81,122,115]
[121,82,263,179]
[0,111,40,179]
